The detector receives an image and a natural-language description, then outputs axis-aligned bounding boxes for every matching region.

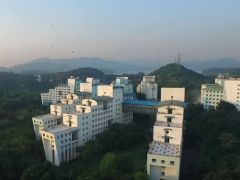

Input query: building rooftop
[202,84,223,91]
[148,141,181,157]
[33,114,62,120]
[47,124,76,134]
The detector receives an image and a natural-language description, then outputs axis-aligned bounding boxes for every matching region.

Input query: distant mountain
[203,67,240,76]
[9,57,146,74]
[183,58,240,71]
[0,66,9,72]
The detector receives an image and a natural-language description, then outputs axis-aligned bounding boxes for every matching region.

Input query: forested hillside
[150,63,212,102]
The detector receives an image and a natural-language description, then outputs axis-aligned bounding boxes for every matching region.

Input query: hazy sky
[0,0,240,67]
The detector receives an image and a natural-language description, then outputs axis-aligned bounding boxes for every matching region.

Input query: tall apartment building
[201,75,240,110]
[147,88,185,180]
[137,76,158,100]
[33,83,133,166]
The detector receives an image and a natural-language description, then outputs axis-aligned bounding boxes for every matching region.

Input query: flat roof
[33,114,61,120]
[148,141,181,157]
[47,124,76,134]
[202,84,223,91]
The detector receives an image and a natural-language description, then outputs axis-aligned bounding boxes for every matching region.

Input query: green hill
[149,63,211,102]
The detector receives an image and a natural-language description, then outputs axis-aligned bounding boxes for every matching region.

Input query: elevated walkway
[122,100,186,114]
[122,100,160,114]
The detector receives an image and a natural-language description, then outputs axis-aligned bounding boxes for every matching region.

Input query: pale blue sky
[0,0,240,67]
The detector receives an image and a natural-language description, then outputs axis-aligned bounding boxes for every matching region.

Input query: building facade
[147,88,185,180]
[201,75,240,110]
[33,82,133,166]
[41,84,71,105]
[137,76,158,100]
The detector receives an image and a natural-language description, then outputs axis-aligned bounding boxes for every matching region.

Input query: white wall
[161,88,185,101]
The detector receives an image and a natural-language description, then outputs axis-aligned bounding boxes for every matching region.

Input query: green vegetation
[20,116,153,180]
[1,65,240,180]
[150,63,212,102]
[182,101,240,180]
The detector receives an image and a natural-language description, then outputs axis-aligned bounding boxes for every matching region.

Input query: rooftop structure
[148,141,180,157]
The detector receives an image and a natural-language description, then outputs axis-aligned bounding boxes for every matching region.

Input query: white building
[79,77,100,97]
[201,75,240,110]
[201,84,224,109]
[33,94,81,140]
[137,76,158,100]
[147,88,185,180]
[41,84,71,105]
[68,76,81,93]
[33,82,133,166]
[113,77,134,94]
[41,77,101,105]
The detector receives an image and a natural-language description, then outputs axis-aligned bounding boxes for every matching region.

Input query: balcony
[155,121,182,128]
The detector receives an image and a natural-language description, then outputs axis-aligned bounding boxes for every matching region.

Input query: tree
[217,101,237,114]
[99,153,117,173]
[133,171,147,180]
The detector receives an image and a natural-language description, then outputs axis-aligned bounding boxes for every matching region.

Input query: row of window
[152,158,175,165]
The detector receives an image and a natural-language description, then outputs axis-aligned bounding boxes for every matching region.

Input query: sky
[0,0,240,67]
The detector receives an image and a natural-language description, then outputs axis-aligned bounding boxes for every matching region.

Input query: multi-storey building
[41,77,97,105]
[201,75,240,110]
[147,88,185,180]
[68,76,81,93]
[79,77,100,97]
[33,94,80,140]
[112,77,136,101]
[201,84,224,109]
[41,84,71,105]
[114,77,133,94]
[137,76,158,100]
[33,82,133,166]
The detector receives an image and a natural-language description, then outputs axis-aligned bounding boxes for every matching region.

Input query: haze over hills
[3,57,151,74]
[203,67,240,76]
[183,57,240,71]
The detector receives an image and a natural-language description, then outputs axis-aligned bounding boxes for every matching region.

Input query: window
[161,172,165,176]
[161,160,165,164]
[152,158,156,163]
[167,108,173,114]
[170,161,175,165]
[167,117,172,123]
[164,137,169,143]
